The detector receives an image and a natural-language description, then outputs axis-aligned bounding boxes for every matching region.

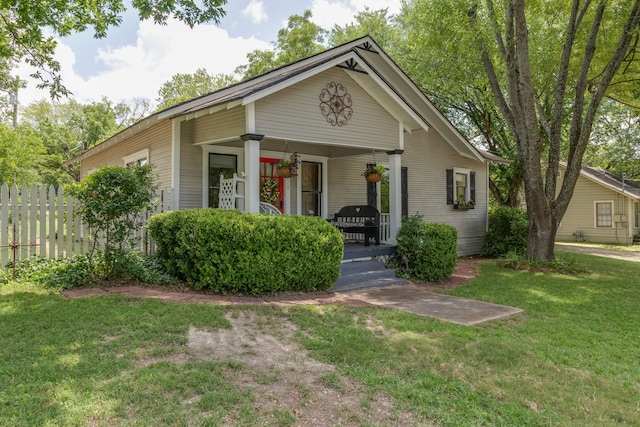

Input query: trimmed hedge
[390,216,458,282]
[147,209,344,295]
[482,206,528,257]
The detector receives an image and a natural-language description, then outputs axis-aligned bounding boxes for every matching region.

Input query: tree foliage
[155,68,236,111]
[235,10,327,80]
[0,0,227,97]
[0,124,45,185]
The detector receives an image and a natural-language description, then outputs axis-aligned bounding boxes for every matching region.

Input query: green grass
[1,252,639,426]
[557,240,640,252]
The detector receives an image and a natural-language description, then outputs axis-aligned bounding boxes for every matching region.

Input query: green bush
[482,206,528,257]
[67,164,157,279]
[4,252,179,291]
[389,215,457,282]
[147,209,344,295]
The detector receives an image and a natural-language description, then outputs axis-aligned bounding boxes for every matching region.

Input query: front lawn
[1,252,638,426]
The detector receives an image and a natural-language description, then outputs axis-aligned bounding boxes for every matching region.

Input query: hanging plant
[362,164,385,183]
[261,179,280,204]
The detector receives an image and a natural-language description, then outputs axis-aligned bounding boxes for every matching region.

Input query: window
[595,201,613,228]
[208,153,237,208]
[446,168,475,205]
[301,161,322,216]
[123,149,149,167]
[366,166,408,217]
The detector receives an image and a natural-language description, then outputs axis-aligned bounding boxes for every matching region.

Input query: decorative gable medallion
[319,82,353,126]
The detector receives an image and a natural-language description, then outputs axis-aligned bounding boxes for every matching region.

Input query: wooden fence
[0,183,174,267]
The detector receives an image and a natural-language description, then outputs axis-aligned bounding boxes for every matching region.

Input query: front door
[259,157,284,212]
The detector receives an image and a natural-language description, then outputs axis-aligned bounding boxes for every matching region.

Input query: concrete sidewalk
[344,284,523,326]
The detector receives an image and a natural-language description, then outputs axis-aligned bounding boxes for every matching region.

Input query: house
[65,36,499,256]
[557,164,640,245]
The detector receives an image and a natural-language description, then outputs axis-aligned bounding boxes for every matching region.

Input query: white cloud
[242,0,268,24]
[310,0,402,29]
[17,19,270,107]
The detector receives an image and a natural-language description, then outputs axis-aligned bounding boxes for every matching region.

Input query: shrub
[8,255,94,291]
[389,215,457,282]
[5,252,179,291]
[67,164,157,279]
[147,209,344,295]
[482,206,528,257]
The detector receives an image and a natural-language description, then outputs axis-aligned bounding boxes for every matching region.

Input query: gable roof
[67,36,484,165]
[569,164,640,199]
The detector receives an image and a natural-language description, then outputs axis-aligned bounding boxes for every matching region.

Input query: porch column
[387,149,404,242]
[241,133,264,213]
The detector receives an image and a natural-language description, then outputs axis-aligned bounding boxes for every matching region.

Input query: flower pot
[277,166,292,178]
[365,172,382,183]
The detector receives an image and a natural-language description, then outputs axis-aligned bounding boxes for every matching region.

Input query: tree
[0,0,227,98]
[0,124,45,185]
[586,100,640,179]
[467,0,640,260]
[397,1,523,207]
[235,10,327,80]
[329,8,401,50]
[155,68,236,111]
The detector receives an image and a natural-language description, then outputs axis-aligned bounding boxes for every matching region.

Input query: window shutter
[470,171,476,202]
[401,167,408,217]
[446,169,454,204]
[367,163,377,207]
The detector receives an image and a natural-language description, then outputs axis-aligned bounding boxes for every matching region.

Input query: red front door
[259,157,284,213]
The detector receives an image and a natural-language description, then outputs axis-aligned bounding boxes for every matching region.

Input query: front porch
[203,135,402,244]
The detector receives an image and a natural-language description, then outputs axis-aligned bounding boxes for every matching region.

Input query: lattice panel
[218,173,245,210]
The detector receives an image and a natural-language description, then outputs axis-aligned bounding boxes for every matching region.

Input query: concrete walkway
[556,242,640,263]
[344,284,523,326]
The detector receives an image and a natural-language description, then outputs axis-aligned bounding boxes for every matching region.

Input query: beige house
[66,36,496,256]
[557,165,640,245]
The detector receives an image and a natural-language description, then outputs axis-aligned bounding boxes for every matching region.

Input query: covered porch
[199,135,402,243]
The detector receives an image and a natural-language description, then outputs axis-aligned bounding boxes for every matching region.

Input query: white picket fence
[0,183,174,267]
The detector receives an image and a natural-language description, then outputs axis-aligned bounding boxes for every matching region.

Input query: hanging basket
[365,172,382,183]
[277,166,292,178]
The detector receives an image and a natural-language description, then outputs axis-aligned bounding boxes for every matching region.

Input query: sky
[17,0,402,109]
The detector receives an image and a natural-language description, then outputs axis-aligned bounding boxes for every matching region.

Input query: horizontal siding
[557,171,634,244]
[192,107,245,144]
[255,68,399,150]
[327,156,370,216]
[403,129,487,256]
[179,121,203,208]
[81,120,172,191]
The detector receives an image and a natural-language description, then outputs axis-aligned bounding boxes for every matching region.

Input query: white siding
[192,107,245,144]
[81,120,173,191]
[255,68,399,150]
[404,129,487,256]
[179,121,203,208]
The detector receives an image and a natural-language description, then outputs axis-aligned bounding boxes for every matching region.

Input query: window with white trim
[123,149,149,167]
[446,168,475,206]
[595,201,613,228]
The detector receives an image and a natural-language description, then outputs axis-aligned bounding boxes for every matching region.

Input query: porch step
[330,260,407,292]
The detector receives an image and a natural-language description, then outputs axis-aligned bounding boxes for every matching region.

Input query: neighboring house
[65,36,501,256]
[557,164,640,245]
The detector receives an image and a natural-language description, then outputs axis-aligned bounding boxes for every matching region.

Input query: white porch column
[387,149,404,242]
[241,133,263,213]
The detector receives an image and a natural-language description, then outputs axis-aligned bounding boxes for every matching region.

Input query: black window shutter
[401,167,408,217]
[366,163,377,207]
[470,171,476,202]
[446,169,454,204]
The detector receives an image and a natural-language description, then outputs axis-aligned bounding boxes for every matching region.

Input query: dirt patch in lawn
[181,311,421,426]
